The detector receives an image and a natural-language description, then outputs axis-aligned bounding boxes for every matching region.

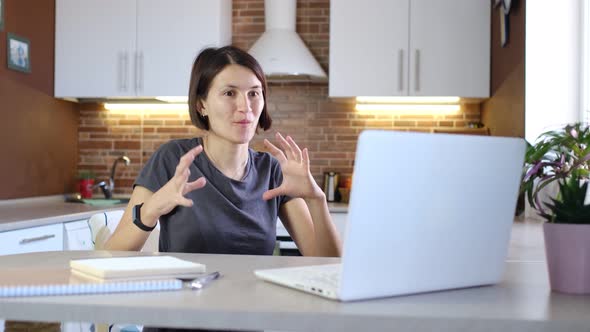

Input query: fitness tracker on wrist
[132,203,156,232]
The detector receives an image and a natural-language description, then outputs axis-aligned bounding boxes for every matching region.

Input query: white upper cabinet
[55,0,231,99]
[137,0,231,97]
[330,0,409,97]
[409,0,490,97]
[329,0,490,98]
[55,0,136,98]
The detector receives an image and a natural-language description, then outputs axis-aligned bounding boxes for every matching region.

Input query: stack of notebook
[70,256,206,282]
[0,256,206,297]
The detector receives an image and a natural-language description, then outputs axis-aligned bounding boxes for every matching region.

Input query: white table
[0,248,588,332]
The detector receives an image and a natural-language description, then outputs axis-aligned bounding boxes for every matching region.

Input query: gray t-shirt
[134,137,290,255]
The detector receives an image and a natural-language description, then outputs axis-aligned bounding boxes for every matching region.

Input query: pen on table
[184,271,221,290]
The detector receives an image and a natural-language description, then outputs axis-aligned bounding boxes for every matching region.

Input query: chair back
[87,210,159,252]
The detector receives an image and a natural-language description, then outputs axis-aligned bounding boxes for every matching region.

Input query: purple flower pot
[543,223,590,294]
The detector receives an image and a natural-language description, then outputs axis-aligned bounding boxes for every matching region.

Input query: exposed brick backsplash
[78,0,481,197]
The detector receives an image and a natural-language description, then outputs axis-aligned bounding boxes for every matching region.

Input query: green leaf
[521,122,590,224]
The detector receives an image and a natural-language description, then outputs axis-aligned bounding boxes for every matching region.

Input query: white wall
[583,0,590,121]
[525,0,583,144]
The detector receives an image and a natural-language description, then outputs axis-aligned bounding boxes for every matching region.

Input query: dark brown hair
[188,46,271,131]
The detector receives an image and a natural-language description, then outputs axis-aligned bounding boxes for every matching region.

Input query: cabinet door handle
[19,234,56,245]
[139,52,144,93]
[118,53,124,92]
[134,52,140,94]
[123,52,129,92]
[398,49,404,92]
[414,49,420,92]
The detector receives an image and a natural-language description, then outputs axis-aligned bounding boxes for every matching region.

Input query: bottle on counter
[323,172,340,202]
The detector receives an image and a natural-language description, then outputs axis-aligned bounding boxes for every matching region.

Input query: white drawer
[0,223,64,256]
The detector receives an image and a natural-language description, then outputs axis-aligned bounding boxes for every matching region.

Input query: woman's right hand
[142,145,207,222]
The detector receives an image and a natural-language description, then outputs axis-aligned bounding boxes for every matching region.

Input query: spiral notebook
[0,268,182,298]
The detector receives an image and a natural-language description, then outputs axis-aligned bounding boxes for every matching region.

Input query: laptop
[255,130,526,301]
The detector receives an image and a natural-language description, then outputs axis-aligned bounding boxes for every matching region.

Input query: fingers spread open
[183,177,207,195]
[262,186,284,201]
[264,139,287,163]
[286,136,303,162]
[302,148,310,167]
[177,197,194,207]
[276,132,296,160]
[174,145,203,177]
[174,167,191,187]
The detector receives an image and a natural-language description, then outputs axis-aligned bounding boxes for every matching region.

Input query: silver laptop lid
[339,130,526,301]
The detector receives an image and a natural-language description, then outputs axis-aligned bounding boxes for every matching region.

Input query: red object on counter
[340,176,352,189]
[78,179,95,198]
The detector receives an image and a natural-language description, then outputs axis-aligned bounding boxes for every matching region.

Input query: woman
[105,46,341,258]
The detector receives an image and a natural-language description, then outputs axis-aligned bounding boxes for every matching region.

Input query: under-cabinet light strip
[356,96,461,104]
[103,103,188,111]
[355,104,461,112]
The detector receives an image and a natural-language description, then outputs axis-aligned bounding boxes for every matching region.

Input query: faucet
[94,155,130,199]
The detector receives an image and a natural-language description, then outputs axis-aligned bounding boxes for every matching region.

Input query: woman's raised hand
[263,132,324,201]
[145,145,207,219]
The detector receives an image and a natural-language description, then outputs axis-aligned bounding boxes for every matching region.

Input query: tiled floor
[507,218,545,262]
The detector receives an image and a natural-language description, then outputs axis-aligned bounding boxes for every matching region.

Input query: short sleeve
[134,141,183,193]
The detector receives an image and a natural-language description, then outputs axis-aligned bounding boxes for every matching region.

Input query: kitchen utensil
[323,172,340,202]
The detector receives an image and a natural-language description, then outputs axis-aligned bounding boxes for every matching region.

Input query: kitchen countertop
[0,195,127,232]
[0,196,349,232]
[327,202,348,213]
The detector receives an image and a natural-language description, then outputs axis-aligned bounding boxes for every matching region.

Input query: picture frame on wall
[7,33,31,73]
[0,0,4,31]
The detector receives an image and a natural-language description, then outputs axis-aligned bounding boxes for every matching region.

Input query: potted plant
[77,170,96,199]
[522,122,590,294]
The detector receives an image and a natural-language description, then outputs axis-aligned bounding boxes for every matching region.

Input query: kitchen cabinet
[0,223,63,256]
[55,0,231,98]
[0,220,94,256]
[63,219,93,250]
[329,0,490,98]
[331,212,348,242]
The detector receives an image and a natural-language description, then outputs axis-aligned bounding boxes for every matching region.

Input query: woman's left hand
[263,132,325,201]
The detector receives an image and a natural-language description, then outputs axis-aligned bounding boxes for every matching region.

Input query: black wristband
[132,203,156,232]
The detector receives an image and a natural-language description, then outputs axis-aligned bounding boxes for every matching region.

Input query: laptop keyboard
[293,264,341,288]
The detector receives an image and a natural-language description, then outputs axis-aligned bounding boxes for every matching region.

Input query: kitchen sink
[65,196,130,206]
[81,198,130,206]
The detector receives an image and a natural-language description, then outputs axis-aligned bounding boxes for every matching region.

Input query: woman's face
[201,64,264,145]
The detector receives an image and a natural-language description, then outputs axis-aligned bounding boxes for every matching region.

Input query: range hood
[249,0,327,82]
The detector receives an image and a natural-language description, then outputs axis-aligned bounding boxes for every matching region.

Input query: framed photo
[0,0,4,31]
[7,33,31,73]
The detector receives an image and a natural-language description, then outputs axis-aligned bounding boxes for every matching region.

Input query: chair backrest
[87,210,159,252]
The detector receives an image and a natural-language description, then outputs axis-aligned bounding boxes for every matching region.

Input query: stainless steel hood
[248,0,327,82]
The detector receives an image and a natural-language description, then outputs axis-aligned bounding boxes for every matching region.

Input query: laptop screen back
[339,130,526,300]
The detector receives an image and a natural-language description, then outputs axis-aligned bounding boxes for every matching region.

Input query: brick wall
[78,0,481,196]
